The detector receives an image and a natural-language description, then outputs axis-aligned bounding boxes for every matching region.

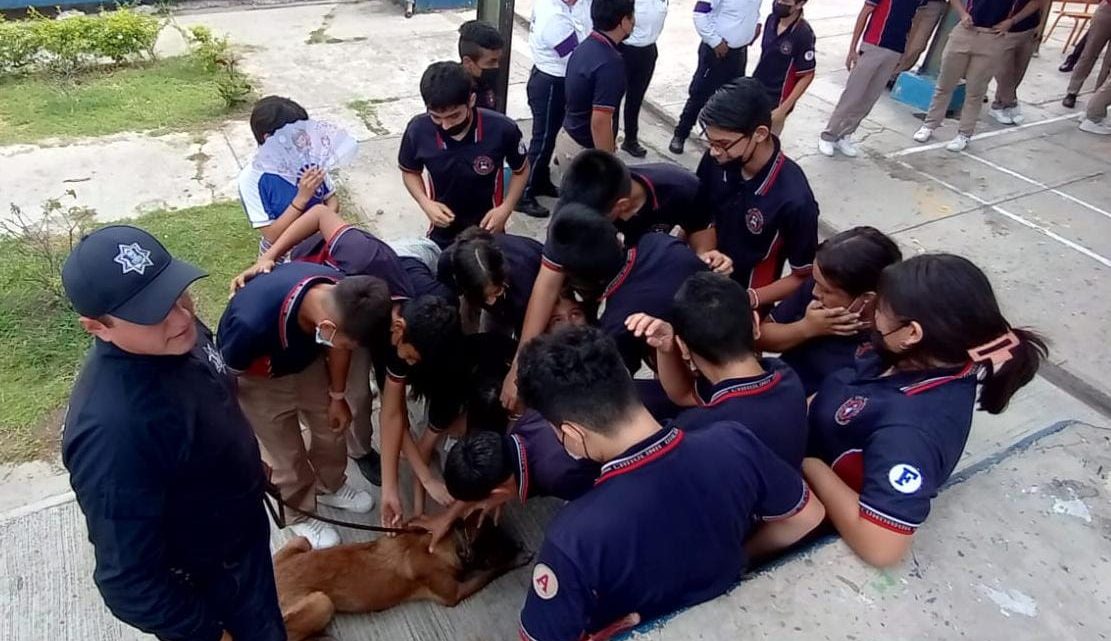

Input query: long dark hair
[816,226,902,297]
[877,254,1048,414]
[447,227,506,307]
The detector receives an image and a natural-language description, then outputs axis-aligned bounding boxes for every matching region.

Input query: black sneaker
[668,135,685,154]
[532,182,560,198]
[1062,93,1077,108]
[515,197,550,218]
[621,140,648,158]
[355,449,382,487]
[1059,60,1076,73]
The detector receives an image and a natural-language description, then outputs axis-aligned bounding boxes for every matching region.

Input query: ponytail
[976,327,1048,414]
[447,227,505,306]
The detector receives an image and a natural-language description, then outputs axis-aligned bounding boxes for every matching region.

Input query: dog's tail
[283,591,335,641]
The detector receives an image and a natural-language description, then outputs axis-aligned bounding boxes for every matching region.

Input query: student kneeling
[516,326,825,641]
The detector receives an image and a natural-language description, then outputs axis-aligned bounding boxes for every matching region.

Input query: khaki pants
[344,347,375,459]
[552,129,588,188]
[1088,73,1111,121]
[894,0,948,77]
[923,25,1007,135]
[993,28,1039,108]
[237,357,346,517]
[822,43,902,141]
[1068,2,1111,95]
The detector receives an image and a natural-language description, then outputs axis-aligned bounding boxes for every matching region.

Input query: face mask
[315,323,336,348]
[773,3,793,18]
[559,426,589,461]
[479,67,499,87]
[721,135,759,171]
[442,110,472,137]
[869,324,908,369]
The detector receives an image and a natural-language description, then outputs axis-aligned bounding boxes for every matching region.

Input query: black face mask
[479,67,500,87]
[773,3,794,18]
[721,135,758,171]
[442,110,472,137]
[869,323,909,369]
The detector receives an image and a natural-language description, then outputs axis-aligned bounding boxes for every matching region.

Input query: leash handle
[263,482,426,536]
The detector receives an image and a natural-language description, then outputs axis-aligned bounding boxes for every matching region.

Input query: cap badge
[114,243,154,275]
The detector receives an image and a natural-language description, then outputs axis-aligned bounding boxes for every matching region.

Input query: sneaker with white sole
[1079,118,1111,135]
[817,137,835,157]
[989,107,1014,125]
[291,520,341,549]
[912,126,934,143]
[834,137,859,157]
[1006,106,1025,125]
[318,481,374,513]
[946,133,971,152]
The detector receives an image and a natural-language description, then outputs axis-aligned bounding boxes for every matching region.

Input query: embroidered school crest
[473,155,495,175]
[114,243,154,275]
[834,395,867,425]
[779,41,794,56]
[745,208,765,234]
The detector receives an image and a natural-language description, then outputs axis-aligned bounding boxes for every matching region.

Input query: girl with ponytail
[802,253,1047,567]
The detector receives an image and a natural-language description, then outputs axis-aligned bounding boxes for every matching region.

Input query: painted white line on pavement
[896,161,1111,268]
[959,151,1111,221]
[0,490,76,523]
[887,113,1082,157]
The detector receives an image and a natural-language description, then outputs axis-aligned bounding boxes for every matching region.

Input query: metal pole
[477,0,517,112]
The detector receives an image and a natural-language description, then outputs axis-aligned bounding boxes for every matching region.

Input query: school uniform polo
[862,0,926,54]
[753,12,817,105]
[617,164,709,243]
[694,136,819,290]
[808,352,978,534]
[217,262,342,377]
[769,279,871,395]
[292,224,414,301]
[1009,0,1042,31]
[437,233,542,337]
[562,31,627,148]
[398,108,528,248]
[519,422,810,641]
[507,409,602,501]
[677,358,808,467]
[237,166,335,254]
[966,0,1013,27]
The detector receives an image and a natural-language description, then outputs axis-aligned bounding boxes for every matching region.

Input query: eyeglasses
[699,127,747,154]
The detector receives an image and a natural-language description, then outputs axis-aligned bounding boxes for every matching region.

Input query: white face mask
[315,323,336,348]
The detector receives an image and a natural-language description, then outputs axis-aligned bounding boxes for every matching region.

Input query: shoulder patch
[888,464,923,494]
[804,50,815,61]
[532,563,559,600]
[834,395,867,425]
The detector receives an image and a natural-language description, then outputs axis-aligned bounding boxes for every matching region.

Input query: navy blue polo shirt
[293,224,414,301]
[694,136,819,290]
[862,0,925,53]
[753,13,817,105]
[1009,0,1041,31]
[808,352,978,535]
[474,76,498,110]
[597,233,709,371]
[677,358,808,468]
[563,31,627,148]
[617,163,708,243]
[63,323,268,641]
[769,279,872,395]
[398,108,527,248]
[437,233,543,337]
[217,262,342,377]
[519,423,810,641]
[508,410,602,502]
[966,0,1012,27]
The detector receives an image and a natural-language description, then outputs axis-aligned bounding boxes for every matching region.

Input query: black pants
[675,43,748,139]
[620,43,659,144]
[524,67,566,198]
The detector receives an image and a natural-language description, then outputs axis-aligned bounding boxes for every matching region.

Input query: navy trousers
[524,67,566,198]
[674,43,748,139]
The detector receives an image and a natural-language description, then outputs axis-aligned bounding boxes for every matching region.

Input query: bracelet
[747,288,760,309]
[290,201,305,214]
[328,391,346,401]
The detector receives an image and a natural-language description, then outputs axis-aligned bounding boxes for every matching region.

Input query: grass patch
[0,201,256,462]
[0,55,244,145]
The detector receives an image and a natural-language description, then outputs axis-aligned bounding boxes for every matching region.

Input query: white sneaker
[946,134,971,152]
[817,137,835,157]
[318,481,374,513]
[913,126,934,143]
[291,520,341,549]
[1006,106,1025,125]
[834,137,859,157]
[1079,118,1111,135]
[989,107,1014,125]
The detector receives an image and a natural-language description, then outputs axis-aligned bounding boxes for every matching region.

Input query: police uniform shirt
[237,166,336,254]
[769,278,871,395]
[398,108,528,247]
[694,136,819,290]
[217,261,342,377]
[63,323,269,641]
[519,422,810,641]
[508,409,602,501]
[617,163,709,244]
[626,0,669,46]
[437,233,543,336]
[530,0,594,77]
[862,0,927,53]
[677,358,808,468]
[293,224,415,301]
[563,32,628,148]
[807,352,978,534]
[693,0,762,49]
[753,12,817,105]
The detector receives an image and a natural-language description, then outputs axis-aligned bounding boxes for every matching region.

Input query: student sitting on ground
[804,253,1047,567]
[627,272,808,468]
[760,226,902,396]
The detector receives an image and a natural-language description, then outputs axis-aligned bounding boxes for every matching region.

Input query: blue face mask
[315,323,337,348]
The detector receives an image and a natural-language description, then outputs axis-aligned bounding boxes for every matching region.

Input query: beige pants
[1088,73,1111,121]
[894,0,949,77]
[552,129,588,188]
[1068,2,1111,95]
[343,347,375,459]
[923,25,1007,135]
[822,43,902,141]
[237,357,346,517]
[993,28,1039,108]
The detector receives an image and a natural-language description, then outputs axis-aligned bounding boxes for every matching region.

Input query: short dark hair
[332,275,392,347]
[249,95,308,144]
[591,0,635,31]
[671,272,754,365]
[458,20,504,60]
[558,150,633,213]
[444,432,515,501]
[446,228,506,308]
[402,295,462,360]
[816,226,902,297]
[420,61,474,111]
[699,78,773,135]
[547,203,625,287]
[518,326,639,435]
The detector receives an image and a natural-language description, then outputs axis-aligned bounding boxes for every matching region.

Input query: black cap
[62,225,206,325]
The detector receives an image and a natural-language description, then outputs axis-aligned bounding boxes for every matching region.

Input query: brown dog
[274,519,529,641]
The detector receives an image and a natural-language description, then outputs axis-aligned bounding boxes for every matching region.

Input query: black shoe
[1059,60,1076,73]
[621,140,648,158]
[532,182,560,198]
[515,197,550,218]
[668,135,685,154]
[355,449,382,487]
[1063,93,1078,108]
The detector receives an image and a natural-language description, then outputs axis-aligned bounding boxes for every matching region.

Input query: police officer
[61,225,284,641]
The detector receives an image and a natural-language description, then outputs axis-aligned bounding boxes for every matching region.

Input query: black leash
[263,481,426,535]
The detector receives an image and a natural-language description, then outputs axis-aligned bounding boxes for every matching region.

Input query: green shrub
[91,6,162,62]
[0,19,41,73]
[0,7,162,77]
[186,25,252,108]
